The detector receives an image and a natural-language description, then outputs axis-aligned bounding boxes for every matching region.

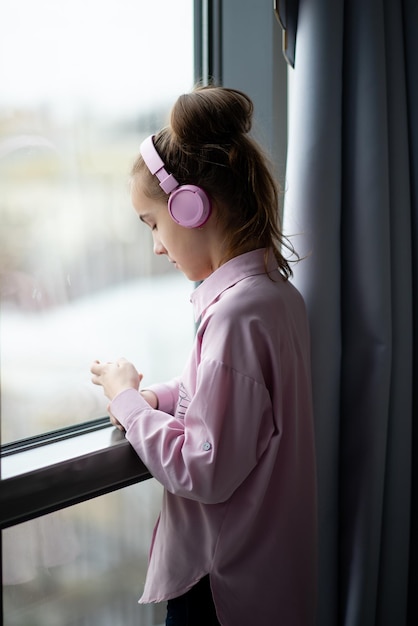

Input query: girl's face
[131,177,221,282]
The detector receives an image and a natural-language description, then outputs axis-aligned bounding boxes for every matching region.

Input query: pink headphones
[139,135,211,228]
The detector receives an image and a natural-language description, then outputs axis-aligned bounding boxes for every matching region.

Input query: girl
[91,85,317,626]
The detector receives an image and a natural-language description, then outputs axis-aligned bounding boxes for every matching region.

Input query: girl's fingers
[90,360,102,375]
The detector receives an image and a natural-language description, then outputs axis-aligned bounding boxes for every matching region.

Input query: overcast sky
[0,0,194,119]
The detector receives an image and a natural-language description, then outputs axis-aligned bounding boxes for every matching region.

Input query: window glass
[0,0,195,443]
[3,480,166,625]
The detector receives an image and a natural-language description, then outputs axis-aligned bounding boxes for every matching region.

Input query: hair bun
[170,86,254,145]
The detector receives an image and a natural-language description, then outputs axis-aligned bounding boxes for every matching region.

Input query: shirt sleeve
[145,377,180,414]
[110,357,277,505]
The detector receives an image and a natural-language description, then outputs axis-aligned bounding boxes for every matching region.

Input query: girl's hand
[90,357,142,401]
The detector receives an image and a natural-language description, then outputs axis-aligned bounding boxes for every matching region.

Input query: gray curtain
[279,0,418,624]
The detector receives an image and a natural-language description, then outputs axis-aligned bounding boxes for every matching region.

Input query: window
[0,0,195,444]
[1,1,195,623]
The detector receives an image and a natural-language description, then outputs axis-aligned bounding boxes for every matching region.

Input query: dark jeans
[165,575,221,626]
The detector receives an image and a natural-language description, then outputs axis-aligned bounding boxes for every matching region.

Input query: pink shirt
[110,248,317,626]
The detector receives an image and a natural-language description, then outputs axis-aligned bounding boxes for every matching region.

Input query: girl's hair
[131,84,296,279]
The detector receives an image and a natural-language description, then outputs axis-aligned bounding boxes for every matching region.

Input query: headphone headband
[139,135,179,194]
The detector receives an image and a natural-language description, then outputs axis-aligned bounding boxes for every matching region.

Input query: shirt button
[202,441,212,451]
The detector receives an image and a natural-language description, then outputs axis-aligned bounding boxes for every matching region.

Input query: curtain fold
[281,0,417,624]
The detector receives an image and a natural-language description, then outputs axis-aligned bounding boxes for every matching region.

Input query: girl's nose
[152,233,166,256]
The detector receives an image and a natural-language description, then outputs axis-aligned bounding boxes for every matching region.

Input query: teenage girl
[91,85,317,626]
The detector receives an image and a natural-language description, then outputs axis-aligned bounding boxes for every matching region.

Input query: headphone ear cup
[168,185,211,228]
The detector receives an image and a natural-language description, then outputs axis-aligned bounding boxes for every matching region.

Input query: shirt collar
[190,248,279,322]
